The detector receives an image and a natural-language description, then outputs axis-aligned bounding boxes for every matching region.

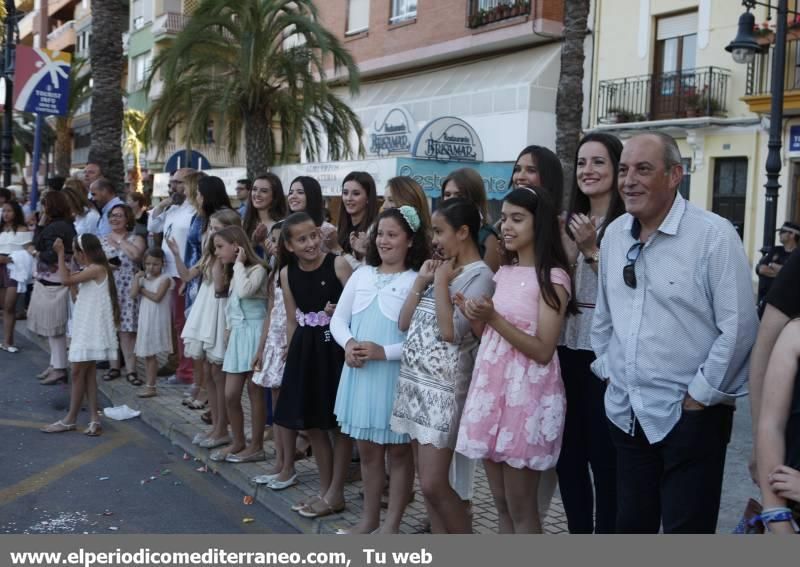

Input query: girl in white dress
[131,248,174,398]
[41,234,119,437]
[169,208,242,448]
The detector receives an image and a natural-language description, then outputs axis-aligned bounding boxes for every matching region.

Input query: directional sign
[13,45,71,116]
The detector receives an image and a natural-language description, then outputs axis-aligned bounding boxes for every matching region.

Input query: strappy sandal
[137,386,157,398]
[102,369,121,381]
[84,421,102,437]
[200,410,212,425]
[126,372,144,386]
[41,420,76,433]
[187,399,207,410]
[291,494,322,512]
[297,495,345,519]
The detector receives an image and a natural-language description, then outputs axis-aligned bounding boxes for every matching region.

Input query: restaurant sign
[411,116,484,163]
[366,107,416,157]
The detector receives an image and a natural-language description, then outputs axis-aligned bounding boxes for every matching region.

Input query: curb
[17,324,333,535]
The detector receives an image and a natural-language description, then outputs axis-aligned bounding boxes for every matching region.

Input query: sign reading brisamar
[13,45,71,116]
[412,116,484,163]
[366,107,416,157]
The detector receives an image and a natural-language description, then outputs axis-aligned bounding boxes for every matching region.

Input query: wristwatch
[583,249,600,265]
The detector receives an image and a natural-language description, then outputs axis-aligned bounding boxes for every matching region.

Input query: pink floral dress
[455,266,571,471]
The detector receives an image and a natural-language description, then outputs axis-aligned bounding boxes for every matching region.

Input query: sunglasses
[623,242,643,289]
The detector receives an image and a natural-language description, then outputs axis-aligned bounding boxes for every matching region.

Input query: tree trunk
[555,0,591,210]
[244,110,272,180]
[88,0,125,193]
[54,116,72,177]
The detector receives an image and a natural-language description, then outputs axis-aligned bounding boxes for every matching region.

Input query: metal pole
[2,0,16,187]
[763,0,788,255]
[30,114,42,206]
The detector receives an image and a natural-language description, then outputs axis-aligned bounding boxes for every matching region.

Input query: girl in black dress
[273,212,353,518]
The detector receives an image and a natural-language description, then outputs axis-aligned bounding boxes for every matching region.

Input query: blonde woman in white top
[0,200,32,352]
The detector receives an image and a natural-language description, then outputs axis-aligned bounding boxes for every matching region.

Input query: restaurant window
[391,0,417,24]
[347,0,369,35]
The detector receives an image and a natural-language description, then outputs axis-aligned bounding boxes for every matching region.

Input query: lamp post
[726,0,800,256]
[1,0,17,188]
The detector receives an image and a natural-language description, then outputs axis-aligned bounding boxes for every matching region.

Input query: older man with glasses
[590,132,758,533]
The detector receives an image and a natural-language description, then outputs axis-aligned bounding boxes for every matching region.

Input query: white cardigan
[330,266,416,361]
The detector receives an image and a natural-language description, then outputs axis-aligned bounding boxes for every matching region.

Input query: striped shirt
[591,194,758,443]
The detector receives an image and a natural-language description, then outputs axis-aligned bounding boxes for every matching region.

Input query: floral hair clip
[398,205,421,233]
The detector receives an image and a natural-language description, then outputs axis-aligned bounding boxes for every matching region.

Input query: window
[390,0,417,23]
[347,0,370,35]
[679,158,691,200]
[131,0,153,29]
[712,158,748,239]
[477,0,514,10]
[652,12,698,119]
[131,52,152,91]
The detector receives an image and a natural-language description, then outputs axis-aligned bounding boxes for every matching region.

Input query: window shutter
[656,12,697,40]
[348,0,370,34]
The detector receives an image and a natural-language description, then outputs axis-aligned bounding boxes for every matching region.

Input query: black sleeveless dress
[275,253,344,431]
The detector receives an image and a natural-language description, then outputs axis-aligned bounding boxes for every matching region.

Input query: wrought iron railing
[746,38,800,95]
[597,66,730,123]
[468,0,530,28]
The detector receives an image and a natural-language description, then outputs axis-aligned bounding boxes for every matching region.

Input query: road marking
[0,418,53,430]
[0,435,131,506]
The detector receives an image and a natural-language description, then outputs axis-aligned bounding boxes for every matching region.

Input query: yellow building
[590,0,799,263]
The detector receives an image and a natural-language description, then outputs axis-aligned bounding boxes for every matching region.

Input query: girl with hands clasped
[273,212,353,518]
[331,206,429,534]
[390,198,494,534]
[41,234,120,437]
[131,248,174,398]
[756,318,800,533]
[455,187,577,534]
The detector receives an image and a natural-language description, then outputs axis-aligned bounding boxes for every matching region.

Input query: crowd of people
[0,130,798,534]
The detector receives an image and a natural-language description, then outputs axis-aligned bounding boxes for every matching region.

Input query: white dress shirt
[148,201,196,278]
[591,194,758,443]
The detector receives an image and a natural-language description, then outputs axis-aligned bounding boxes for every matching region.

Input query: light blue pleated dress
[222,291,266,374]
[334,288,410,445]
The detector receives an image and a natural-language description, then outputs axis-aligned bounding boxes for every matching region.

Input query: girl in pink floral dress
[455,187,576,534]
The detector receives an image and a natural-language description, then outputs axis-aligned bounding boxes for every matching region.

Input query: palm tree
[555,0,591,209]
[53,58,91,177]
[145,0,364,179]
[88,0,125,191]
[123,109,147,193]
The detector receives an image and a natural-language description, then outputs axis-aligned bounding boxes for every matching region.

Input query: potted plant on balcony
[605,107,634,124]
[697,93,722,115]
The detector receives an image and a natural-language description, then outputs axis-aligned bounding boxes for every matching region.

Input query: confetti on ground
[172,481,183,486]
[160,469,171,476]
[183,453,190,460]
[108,527,119,531]
[196,465,208,473]
[97,477,110,481]
[102,511,113,517]
[242,518,255,524]
[243,496,254,505]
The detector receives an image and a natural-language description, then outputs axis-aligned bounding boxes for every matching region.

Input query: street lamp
[726,0,799,257]
[1,0,18,188]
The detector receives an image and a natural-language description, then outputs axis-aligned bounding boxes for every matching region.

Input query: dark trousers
[556,347,617,533]
[608,404,733,534]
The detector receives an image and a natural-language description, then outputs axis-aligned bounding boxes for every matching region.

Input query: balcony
[596,67,730,124]
[744,37,800,115]
[468,0,530,29]
[47,20,76,52]
[152,12,188,40]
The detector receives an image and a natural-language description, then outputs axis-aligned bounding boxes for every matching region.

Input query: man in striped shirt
[591,132,758,533]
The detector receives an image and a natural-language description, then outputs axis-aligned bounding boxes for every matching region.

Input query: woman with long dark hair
[243,173,287,253]
[27,191,77,384]
[337,171,379,267]
[555,132,625,533]
[510,145,565,210]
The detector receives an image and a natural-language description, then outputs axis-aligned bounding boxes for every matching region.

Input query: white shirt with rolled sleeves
[147,201,195,279]
[590,194,758,444]
[330,266,417,361]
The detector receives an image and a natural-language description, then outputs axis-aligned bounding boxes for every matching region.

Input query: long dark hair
[567,132,625,244]
[337,171,379,254]
[42,191,74,222]
[434,197,481,246]
[289,176,324,227]
[503,188,577,315]
[198,176,232,231]
[243,173,287,237]
[74,233,121,327]
[277,211,317,274]
[1,200,26,233]
[511,146,564,212]
[365,208,430,271]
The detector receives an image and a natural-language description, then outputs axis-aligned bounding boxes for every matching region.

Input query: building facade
[590,0,798,262]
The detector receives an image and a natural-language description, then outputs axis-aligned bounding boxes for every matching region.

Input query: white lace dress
[69,275,119,363]
[134,274,174,357]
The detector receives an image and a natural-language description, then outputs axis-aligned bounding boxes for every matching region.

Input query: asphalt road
[0,332,297,534]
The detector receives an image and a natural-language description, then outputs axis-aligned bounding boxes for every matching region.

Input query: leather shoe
[268,474,297,490]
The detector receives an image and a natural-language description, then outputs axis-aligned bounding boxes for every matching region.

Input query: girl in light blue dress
[330,206,430,534]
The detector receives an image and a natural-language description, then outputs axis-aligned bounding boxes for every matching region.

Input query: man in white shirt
[147,168,197,384]
[90,179,124,237]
